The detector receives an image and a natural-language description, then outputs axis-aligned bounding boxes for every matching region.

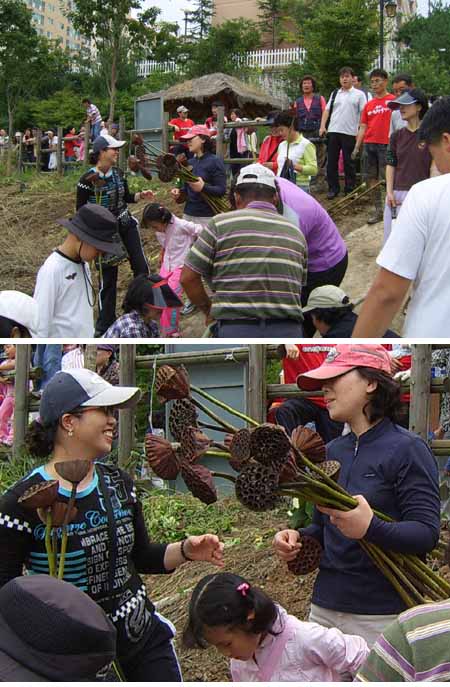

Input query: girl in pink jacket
[184,573,369,682]
[142,204,202,336]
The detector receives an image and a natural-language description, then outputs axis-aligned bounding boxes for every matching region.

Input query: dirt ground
[145,502,450,682]
[0,178,403,337]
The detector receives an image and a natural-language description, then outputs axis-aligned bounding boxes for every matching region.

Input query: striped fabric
[185,207,307,322]
[356,600,450,682]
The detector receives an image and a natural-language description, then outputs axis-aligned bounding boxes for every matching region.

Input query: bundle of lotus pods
[151,364,450,608]
[131,134,230,215]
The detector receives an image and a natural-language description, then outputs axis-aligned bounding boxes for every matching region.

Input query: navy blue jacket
[184,152,227,218]
[301,418,440,615]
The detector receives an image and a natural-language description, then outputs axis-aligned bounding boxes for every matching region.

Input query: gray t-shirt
[326,87,367,136]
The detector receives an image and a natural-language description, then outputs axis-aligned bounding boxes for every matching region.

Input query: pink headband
[237,582,250,597]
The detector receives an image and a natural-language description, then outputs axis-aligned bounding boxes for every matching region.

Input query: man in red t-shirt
[353,68,395,224]
[168,106,195,141]
[273,343,344,442]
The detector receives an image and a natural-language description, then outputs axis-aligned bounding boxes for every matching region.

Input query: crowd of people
[0,344,449,681]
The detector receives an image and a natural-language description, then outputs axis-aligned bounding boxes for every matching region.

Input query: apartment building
[25,0,91,52]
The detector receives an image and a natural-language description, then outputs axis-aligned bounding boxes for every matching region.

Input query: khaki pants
[309,603,398,648]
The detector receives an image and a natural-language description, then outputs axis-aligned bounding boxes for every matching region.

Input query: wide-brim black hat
[58,204,123,256]
[148,276,184,309]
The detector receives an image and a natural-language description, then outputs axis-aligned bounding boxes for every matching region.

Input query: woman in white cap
[273,344,440,648]
[76,134,155,335]
[0,290,38,337]
[0,368,224,681]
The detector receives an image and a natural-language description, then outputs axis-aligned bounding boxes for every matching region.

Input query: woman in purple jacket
[273,344,440,648]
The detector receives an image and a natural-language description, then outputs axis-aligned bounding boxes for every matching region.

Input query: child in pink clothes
[0,345,17,446]
[184,573,369,682]
[142,204,203,336]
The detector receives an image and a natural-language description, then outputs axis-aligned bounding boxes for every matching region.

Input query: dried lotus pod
[179,426,211,463]
[279,451,301,484]
[128,155,141,172]
[145,434,180,480]
[38,501,78,527]
[131,133,145,146]
[314,460,341,481]
[291,426,326,463]
[250,424,291,467]
[169,398,198,441]
[287,535,323,575]
[235,463,279,512]
[180,462,217,504]
[158,166,176,183]
[140,166,153,180]
[54,460,91,485]
[155,364,190,403]
[19,480,59,510]
[229,428,251,472]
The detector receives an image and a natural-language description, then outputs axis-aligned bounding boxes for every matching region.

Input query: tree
[68,0,177,122]
[185,19,261,78]
[188,0,215,39]
[300,0,379,96]
[257,0,285,50]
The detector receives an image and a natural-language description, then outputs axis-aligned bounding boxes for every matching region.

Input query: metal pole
[118,344,136,468]
[13,344,31,459]
[380,0,384,70]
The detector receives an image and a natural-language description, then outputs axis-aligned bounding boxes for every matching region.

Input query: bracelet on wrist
[180,538,194,562]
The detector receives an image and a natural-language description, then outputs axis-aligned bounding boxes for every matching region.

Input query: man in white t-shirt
[353,97,450,337]
[34,205,122,338]
[319,66,367,199]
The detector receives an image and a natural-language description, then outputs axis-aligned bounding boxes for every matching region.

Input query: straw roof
[137,72,285,119]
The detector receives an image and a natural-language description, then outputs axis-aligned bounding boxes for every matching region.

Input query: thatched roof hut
[136,72,285,120]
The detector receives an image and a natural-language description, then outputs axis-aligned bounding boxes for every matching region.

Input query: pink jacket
[230,605,369,682]
[156,215,203,272]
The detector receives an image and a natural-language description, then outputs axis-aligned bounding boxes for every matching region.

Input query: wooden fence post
[83,122,90,167]
[84,345,97,371]
[118,344,136,467]
[247,345,266,424]
[216,106,225,160]
[119,115,126,169]
[409,344,432,440]
[56,125,64,176]
[13,344,31,459]
[161,111,169,153]
[35,129,42,172]
[16,132,22,174]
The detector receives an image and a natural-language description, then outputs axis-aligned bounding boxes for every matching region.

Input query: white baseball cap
[303,285,352,313]
[0,291,39,337]
[93,134,126,153]
[177,105,189,113]
[40,368,141,426]
[236,163,277,189]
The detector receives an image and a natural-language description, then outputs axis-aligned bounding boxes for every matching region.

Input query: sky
[139,0,447,29]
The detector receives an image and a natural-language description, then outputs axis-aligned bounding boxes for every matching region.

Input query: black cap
[57,204,123,255]
[0,575,116,681]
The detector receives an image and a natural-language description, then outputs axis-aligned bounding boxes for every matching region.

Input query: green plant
[0,452,40,493]
[140,491,242,542]
[288,496,314,529]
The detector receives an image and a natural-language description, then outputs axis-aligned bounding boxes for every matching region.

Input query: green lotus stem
[52,530,58,577]
[205,449,232,459]
[58,484,77,580]
[372,545,426,606]
[293,447,351,498]
[45,509,55,577]
[361,541,416,608]
[394,552,450,597]
[211,471,237,483]
[212,441,228,452]
[111,659,126,681]
[190,396,238,434]
[399,564,443,602]
[191,384,259,426]
[198,421,230,433]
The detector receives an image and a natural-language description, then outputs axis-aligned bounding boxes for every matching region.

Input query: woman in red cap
[273,344,440,648]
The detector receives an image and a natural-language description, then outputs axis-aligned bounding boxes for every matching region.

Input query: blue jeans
[34,345,62,391]
[214,319,303,338]
[91,121,101,141]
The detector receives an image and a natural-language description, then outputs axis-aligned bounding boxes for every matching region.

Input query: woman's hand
[273,529,302,561]
[317,495,373,539]
[285,344,299,359]
[140,190,155,200]
[184,534,224,567]
[188,178,205,193]
[386,191,396,208]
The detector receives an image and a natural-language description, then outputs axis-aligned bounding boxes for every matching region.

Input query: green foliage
[140,491,242,542]
[188,0,215,40]
[301,0,379,96]
[185,19,261,78]
[257,0,285,49]
[395,3,450,96]
[27,89,87,131]
[288,497,314,529]
[0,452,40,494]
[266,360,282,385]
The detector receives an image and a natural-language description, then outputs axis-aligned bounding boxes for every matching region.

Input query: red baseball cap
[297,344,392,391]
[180,125,212,140]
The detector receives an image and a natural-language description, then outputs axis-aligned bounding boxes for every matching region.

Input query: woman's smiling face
[322,370,377,423]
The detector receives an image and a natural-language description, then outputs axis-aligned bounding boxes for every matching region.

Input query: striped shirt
[356,600,450,682]
[185,205,307,321]
[86,102,102,124]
